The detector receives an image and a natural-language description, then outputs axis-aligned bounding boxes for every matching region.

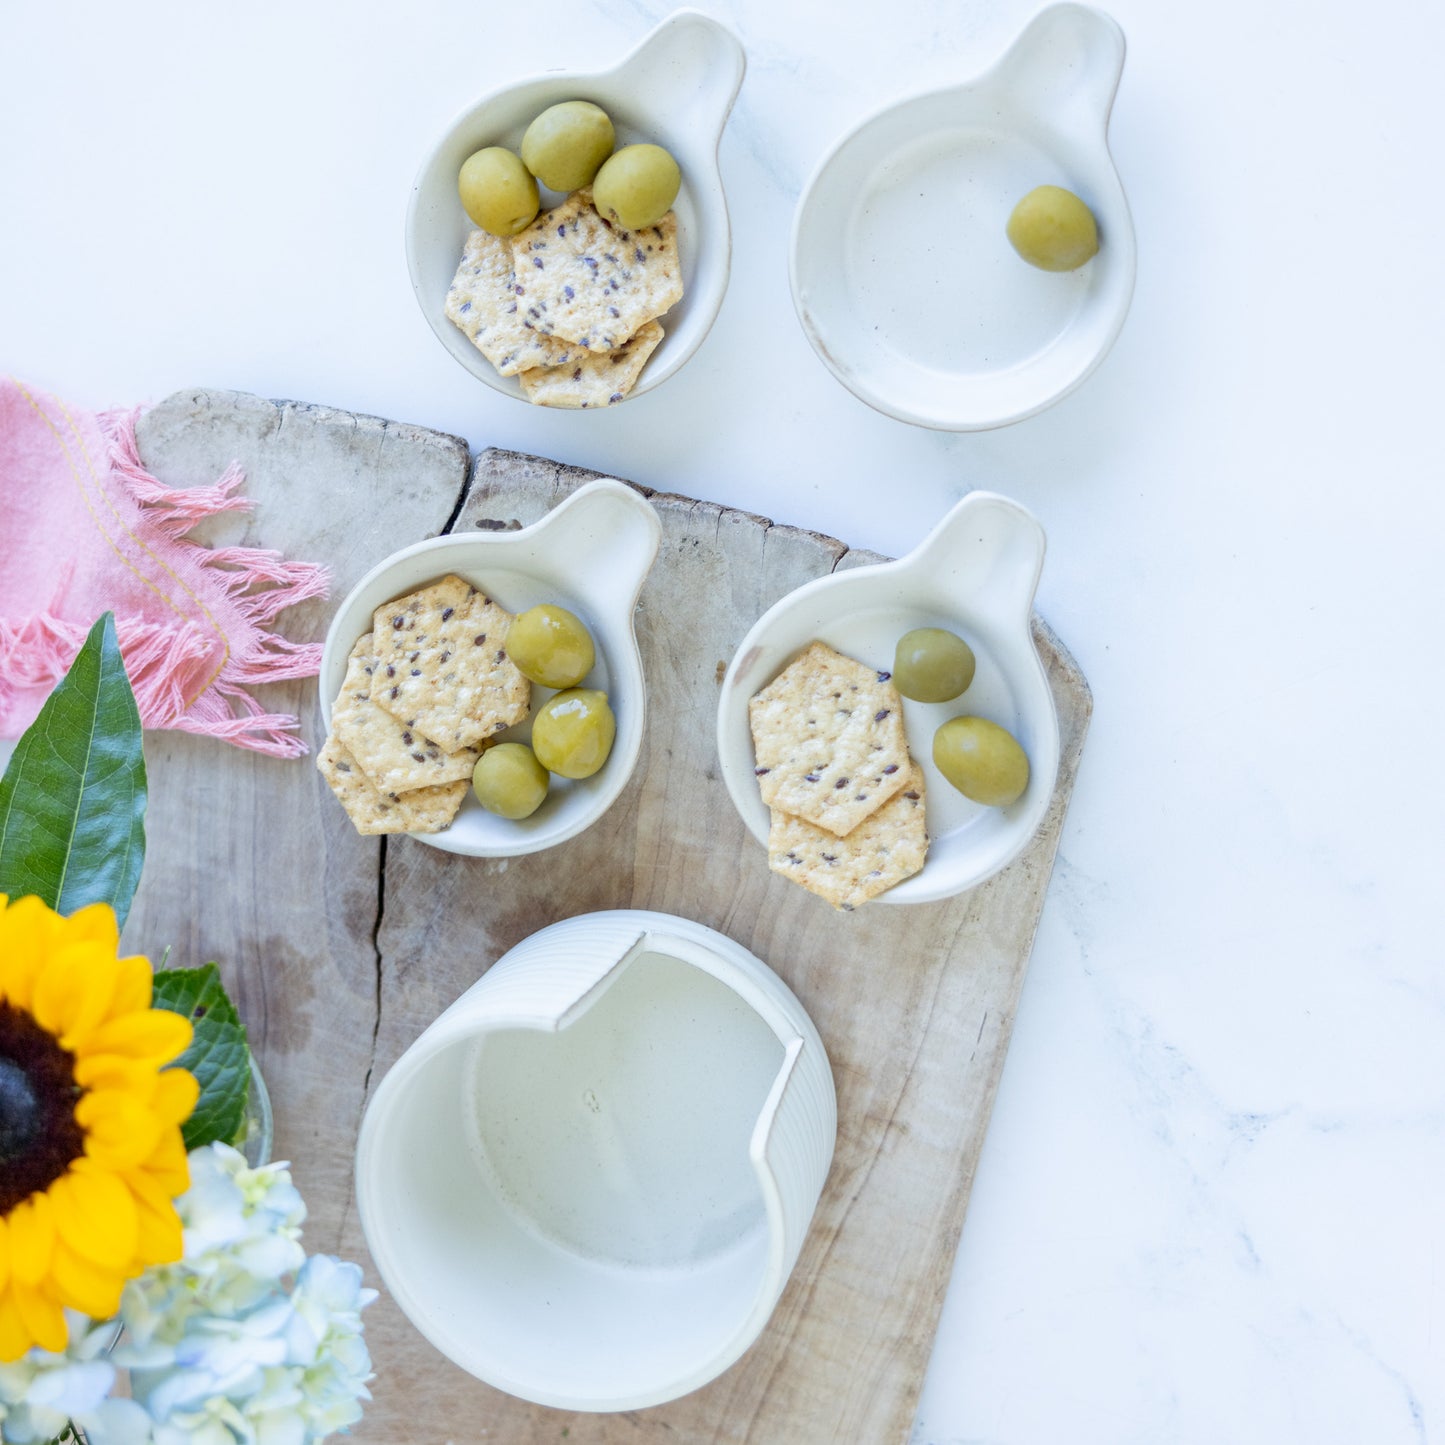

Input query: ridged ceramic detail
[759,1035,838,1279]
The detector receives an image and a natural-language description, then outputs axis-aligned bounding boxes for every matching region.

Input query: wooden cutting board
[127,389,1091,1445]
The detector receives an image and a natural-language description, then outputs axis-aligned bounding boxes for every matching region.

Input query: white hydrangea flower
[115,1143,376,1445]
[0,1313,150,1445]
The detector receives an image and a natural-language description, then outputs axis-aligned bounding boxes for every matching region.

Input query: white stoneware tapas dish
[319,479,660,857]
[717,491,1060,904]
[406,9,745,405]
[790,2,1135,430]
[355,910,837,1411]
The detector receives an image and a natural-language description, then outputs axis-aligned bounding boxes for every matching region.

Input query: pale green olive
[507,605,595,690]
[1006,185,1099,272]
[458,147,539,237]
[893,628,976,703]
[522,101,615,192]
[531,689,616,779]
[472,743,549,819]
[591,144,681,230]
[932,716,1029,807]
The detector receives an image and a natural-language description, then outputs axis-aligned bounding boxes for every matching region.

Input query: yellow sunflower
[0,893,198,1361]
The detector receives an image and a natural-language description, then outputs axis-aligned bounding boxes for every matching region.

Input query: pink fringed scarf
[0,378,329,758]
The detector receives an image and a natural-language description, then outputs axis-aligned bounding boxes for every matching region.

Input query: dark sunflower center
[0,1001,86,1214]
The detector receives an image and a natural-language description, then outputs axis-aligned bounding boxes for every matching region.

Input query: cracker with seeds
[445,228,584,377]
[518,321,664,409]
[769,761,928,909]
[317,735,468,836]
[370,575,530,752]
[331,635,479,793]
[509,190,682,353]
[749,642,911,837]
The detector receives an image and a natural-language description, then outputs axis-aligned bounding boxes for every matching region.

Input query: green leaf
[0,613,147,929]
[152,964,252,1152]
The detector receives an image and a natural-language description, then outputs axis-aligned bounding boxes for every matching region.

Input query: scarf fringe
[1,407,333,758]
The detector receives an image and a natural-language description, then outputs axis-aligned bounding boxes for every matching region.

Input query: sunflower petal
[72,1052,161,1090]
[49,1240,125,1320]
[8,1194,55,1287]
[0,1217,9,1292]
[51,944,122,1048]
[0,1288,34,1363]
[84,1009,193,1066]
[151,1067,201,1126]
[12,1279,67,1353]
[61,901,120,952]
[49,1169,139,1271]
[106,954,156,1021]
[77,1089,163,1169]
[123,1170,184,1264]
[0,895,60,1008]
[137,1129,191,1198]
[29,943,95,1038]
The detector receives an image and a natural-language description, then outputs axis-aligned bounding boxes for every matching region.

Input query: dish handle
[614,10,747,137]
[908,491,1047,627]
[995,2,1126,133]
[527,478,662,623]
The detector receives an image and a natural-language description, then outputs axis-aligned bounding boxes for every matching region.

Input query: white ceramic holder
[319,479,661,857]
[354,911,837,1412]
[790,3,1135,430]
[406,10,745,404]
[717,492,1060,903]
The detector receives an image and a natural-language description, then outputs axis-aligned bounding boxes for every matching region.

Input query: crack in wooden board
[127,396,1090,1445]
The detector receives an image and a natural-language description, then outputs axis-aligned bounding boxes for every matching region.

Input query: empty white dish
[354,910,837,1411]
[319,480,660,857]
[406,9,745,405]
[717,492,1060,904]
[790,3,1135,430]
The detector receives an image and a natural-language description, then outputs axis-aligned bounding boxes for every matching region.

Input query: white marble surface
[3,0,1443,1440]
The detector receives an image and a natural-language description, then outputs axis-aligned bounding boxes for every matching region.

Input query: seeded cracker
[769,761,928,909]
[749,641,911,837]
[518,321,664,408]
[445,228,584,377]
[331,634,478,793]
[370,575,530,752]
[317,735,467,836]
[509,189,682,353]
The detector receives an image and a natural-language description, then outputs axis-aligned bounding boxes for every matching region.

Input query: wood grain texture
[127,397,1090,1445]
[352,450,1092,1445]
[127,390,470,1251]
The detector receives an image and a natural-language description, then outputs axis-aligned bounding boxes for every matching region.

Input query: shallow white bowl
[717,492,1060,904]
[319,480,660,856]
[790,3,1135,430]
[355,910,836,1411]
[406,9,744,405]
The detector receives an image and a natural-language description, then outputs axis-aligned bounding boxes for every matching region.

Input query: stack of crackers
[749,642,929,910]
[445,188,682,409]
[318,575,531,835]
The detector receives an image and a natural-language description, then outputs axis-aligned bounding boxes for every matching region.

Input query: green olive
[506,604,595,689]
[458,147,539,237]
[531,688,616,779]
[591,144,681,230]
[472,743,549,819]
[893,628,976,703]
[1006,185,1099,272]
[521,101,615,192]
[933,717,1029,807]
